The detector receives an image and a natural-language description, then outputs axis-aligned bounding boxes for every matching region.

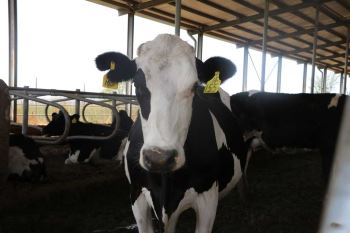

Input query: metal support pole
[260,0,269,92]
[340,72,344,94]
[22,86,29,135]
[75,89,80,115]
[8,0,18,122]
[343,27,349,94]
[197,32,203,60]
[175,0,181,36]
[322,67,327,93]
[126,13,135,116]
[302,62,308,93]
[276,55,282,93]
[242,46,249,92]
[310,4,320,94]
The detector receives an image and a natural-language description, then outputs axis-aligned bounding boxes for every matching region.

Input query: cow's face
[135,35,197,173]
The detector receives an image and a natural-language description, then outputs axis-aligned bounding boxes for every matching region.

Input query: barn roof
[89,0,350,75]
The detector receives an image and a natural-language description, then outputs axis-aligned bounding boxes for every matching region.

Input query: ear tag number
[204,71,221,93]
[102,61,119,89]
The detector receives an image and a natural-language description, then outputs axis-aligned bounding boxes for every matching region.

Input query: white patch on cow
[132,191,155,233]
[115,137,128,162]
[136,34,197,172]
[248,90,260,97]
[123,140,131,184]
[219,154,242,199]
[161,181,219,233]
[328,94,341,109]
[65,150,80,164]
[142,187,159,220]
[218,88,231,111]
[209,112,227,149]
[8,146,37,175]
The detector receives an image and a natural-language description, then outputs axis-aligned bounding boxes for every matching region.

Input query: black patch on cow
[134,69,151,120]
[95,52,137,82]
[196,57,237,84]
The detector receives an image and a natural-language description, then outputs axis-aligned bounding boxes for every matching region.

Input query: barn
[0,1,350,233]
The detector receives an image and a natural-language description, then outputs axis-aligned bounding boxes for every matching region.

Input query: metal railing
[9,86,137,144]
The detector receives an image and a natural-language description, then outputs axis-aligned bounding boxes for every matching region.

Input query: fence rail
[9,87,138,144]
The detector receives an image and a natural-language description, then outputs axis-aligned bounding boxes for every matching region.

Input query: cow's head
[96,34,236,173]
[42,111,80,136]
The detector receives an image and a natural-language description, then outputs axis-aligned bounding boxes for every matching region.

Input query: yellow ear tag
[102,61,119,89]
[71,118,78,124]
[204,71,221,93]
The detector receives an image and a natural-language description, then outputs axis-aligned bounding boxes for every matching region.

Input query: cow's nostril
[142,147,178,172]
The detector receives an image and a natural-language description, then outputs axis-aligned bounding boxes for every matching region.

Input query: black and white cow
[95,34,248,233]
[229,91,346,179]
[43,110,133,164]
[8,134,47,182]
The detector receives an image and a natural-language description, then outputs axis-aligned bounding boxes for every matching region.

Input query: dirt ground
[0,145,326,233]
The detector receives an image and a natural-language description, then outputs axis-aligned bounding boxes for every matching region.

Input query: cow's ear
[200,57,237,83]
[95,52,137,82]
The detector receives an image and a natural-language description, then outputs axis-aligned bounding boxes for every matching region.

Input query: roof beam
[199,1,316,33]
[133,0,173,12]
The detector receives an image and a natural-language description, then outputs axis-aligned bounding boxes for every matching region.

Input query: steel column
[340,72,344,94]
[322,67,327,93]
[175,0,181,36]
[260,0,269,92]
[310,4,320,94]
[343,27,349,94]
[276,55,282,93]
[8,0,18,122]
[242,46,248,92]
[197,32,203,60]
[126,13,135,116]
[75,89,80,115]
[22,86,29,135]
[302,63,308,93]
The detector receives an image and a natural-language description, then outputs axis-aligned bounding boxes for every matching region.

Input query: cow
[229,91,347,180]
[8,134,47,182]
[43,110,133,164]
[95,34,248,233]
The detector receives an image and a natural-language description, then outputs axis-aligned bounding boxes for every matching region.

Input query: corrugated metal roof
[90,0,350,74]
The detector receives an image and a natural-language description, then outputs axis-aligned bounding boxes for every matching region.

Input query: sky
[0,0,343,96]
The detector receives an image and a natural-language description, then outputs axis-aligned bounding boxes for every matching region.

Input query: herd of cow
[7,34,347,233]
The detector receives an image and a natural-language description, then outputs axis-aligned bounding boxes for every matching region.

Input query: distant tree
[313,71,340,94]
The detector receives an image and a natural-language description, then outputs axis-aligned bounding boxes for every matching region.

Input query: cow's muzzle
[142,147,178,173]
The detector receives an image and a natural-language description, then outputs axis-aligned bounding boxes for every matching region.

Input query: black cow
[43,110,133,164]
[230,91,346,179]
[8,134,47,182]
[95,34,248,233]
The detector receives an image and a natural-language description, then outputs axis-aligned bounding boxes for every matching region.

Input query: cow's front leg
[194,182,219,233]
[132,192,154,233]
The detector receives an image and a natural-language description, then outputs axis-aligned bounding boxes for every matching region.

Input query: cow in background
[230,91,346,180]
[43,110,133,164]
[8,134,47,182]
[95,34,248,233]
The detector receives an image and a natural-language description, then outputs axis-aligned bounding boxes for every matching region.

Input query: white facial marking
[123,140,131,184]
[136,34,197,171]
[219,88,232,111]
[328,94,341,109]
[115,137,128,162]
